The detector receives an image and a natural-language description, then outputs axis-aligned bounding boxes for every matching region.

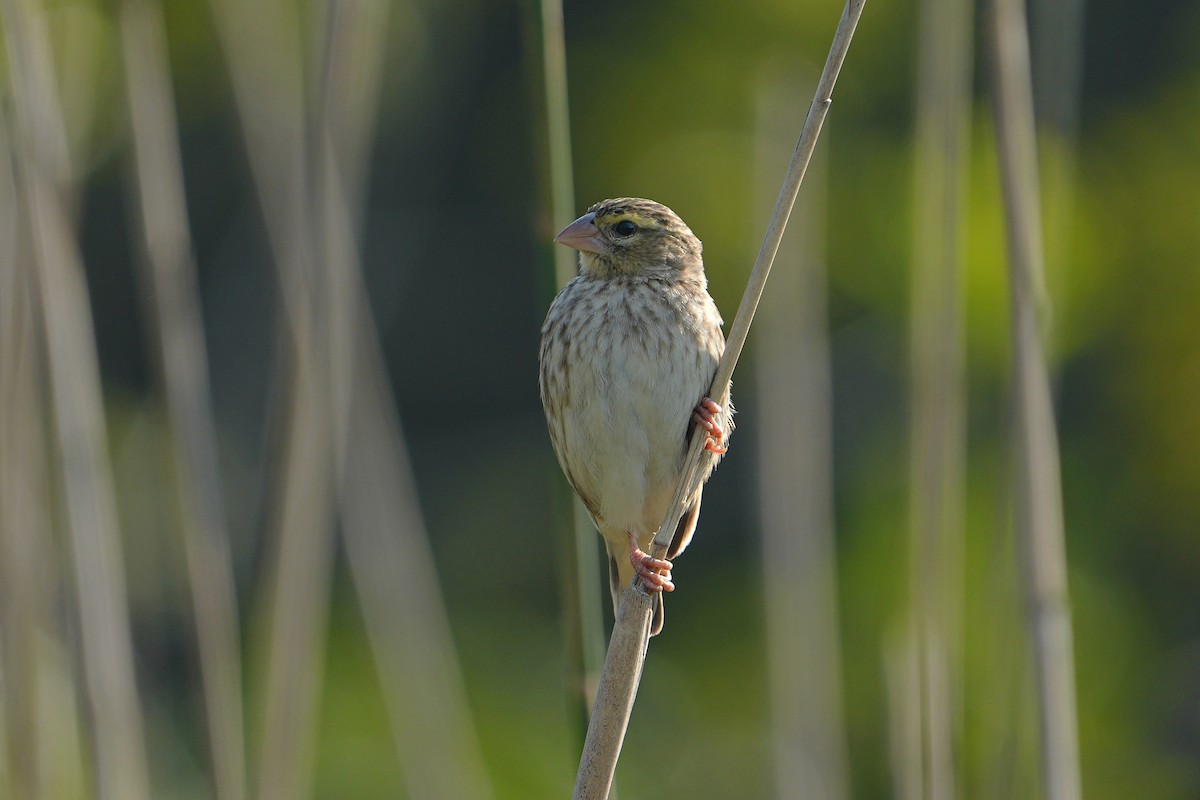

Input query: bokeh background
[1,0,1198,797]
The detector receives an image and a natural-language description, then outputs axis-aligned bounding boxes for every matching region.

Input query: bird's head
[554,197,703,280]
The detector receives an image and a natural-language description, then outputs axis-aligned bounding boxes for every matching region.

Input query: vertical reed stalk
[0,118,84,795]
[339,320,496,800]
[118,2,247,798]
[0,0,71,190]
[988,0,1082,798]
[213,1,493,795]
[208,1,336,796]
[20,138,155,800]
[754,80,849,800]
[907,0,973,794]
[314,2,493,796]
[885,630,924,800]
[539,0,578,292]
[3,0,152,794]
[977,496,1040,800]
[536,0,607,732]
[0,109,45,800]
[254,365,336,800]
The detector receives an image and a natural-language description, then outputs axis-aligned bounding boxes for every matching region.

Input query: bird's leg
[627,532,674,593]
[691,396,728,454]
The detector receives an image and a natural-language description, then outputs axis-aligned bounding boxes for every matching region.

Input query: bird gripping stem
[573,3,868,797]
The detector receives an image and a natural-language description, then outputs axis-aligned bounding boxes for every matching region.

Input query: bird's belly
[589,405,684,534]
[562,342,703,539]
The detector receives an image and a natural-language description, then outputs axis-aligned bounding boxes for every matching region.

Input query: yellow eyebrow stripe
[596,211,660,229]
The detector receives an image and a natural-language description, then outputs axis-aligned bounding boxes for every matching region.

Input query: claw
[627,532,674,593]
[692,396,728,454]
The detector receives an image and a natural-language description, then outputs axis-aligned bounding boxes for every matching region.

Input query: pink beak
[554,212,607,254]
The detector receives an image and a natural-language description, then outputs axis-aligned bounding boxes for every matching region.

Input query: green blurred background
[3,0,1200,797]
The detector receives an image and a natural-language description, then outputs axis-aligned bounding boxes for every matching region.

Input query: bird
[539,197,732,636]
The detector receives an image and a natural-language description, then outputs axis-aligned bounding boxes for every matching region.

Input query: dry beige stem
[4,0,152,797]
[988,0,1082,798]
[119,3,247,797]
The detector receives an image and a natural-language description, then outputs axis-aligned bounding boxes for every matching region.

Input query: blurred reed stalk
[573,3,867,797]
[209,0,339,793]
[904,0,973,794]
[988,0,1082,799]
[117,1,247,798]
[885,629,924,800]
[754,80,849,800]
[0,0,70,193]
[1,104,90,800]
[976,536,1041,800]
[316,3,493,797]
[534,0,608,734]
[3,0,152,797]
[209,0,361,788]
[0,104,44,800]
[538,0,579,293]
[211,0,492,796]
[338,321,496,800]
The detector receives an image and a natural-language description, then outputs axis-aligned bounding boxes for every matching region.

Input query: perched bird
[539,197,732,635]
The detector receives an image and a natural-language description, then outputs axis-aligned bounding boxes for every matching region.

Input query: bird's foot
[692,397,728,454]
[628,532,674,594]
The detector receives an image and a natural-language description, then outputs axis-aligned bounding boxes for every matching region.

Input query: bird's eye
[614,220,638,237]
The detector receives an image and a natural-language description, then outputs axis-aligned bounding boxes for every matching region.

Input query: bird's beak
[554,212,606,254]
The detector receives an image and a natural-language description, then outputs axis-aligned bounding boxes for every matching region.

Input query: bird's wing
[545,436,603,529]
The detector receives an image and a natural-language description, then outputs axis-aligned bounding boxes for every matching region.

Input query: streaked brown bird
[539,197,732,635]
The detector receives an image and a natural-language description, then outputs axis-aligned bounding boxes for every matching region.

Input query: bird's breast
[540,278,723,537]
